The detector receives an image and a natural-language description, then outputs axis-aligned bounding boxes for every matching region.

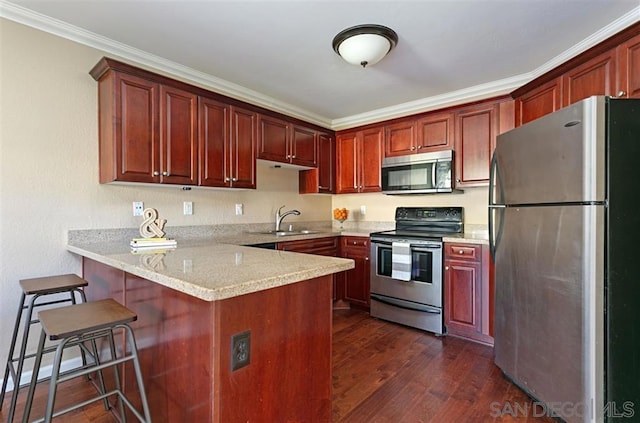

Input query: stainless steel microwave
[381,150,459,194]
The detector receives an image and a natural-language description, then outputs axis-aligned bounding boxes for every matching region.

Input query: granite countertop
[67,239,354,302]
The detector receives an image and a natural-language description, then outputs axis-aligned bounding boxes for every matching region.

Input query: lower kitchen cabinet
[444,242,493,345]
[277,236,340,300]
[339,236,370,309]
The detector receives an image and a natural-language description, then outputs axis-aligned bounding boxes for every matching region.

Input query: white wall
[0,18,489,370]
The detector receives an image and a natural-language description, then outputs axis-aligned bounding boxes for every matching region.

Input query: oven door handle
[371,241,442,250]
[370,294,441,314]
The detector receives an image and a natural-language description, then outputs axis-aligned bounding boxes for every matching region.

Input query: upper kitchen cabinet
[561,49,617,106]
[617,32,640,99]
[454,102,498,187]
[93,70,159,184]
[515,78,562,126]
[299,131,335,194]
[90,60,199,185]
[454,98,513,187]
[336,127,383,194]
[160,85,198,185]
[512,22,640,126]
[383,112,453,157]
[257,114,317,167]
[199,98,257,189]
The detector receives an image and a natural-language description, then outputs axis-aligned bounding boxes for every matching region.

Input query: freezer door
[493,96,605,205]
[494,205,604,423]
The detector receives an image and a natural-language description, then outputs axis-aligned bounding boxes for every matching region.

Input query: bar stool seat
[1,274,88,423]
[22,299,152,423]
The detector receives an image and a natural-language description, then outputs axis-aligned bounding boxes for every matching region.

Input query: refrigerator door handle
[489,153,505,262]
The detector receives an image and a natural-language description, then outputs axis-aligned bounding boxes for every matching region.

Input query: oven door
[369,239,442,308]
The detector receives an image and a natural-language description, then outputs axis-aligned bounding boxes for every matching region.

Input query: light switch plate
[183,201,193,215]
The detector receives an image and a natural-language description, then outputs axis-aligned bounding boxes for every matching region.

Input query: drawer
[340,236,369,249]
[446,243,481,261]
[277,236,338,253]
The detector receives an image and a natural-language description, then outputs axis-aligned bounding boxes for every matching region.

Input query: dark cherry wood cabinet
[561,49,617,106]
[339,236,370,309]
[96,71,159,184]
[384,120,417,157]
[417,112,454,152]
[617,32,640,99]
[384,112,454,157]
[299,131,335,194]
[515,78,562,126]
[199,97,257,188]
[444,242,493,345]
[335,127,383,194]
[512,22,640,126]
[257,115,317,167]
[454,102,498,187]
[160,85,198,185]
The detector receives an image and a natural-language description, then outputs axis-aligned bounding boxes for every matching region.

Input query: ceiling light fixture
[332,24,398,68]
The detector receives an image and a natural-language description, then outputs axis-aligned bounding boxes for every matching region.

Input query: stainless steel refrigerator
[489,96,640,423]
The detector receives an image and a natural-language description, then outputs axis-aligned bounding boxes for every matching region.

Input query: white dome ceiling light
[332,24,398,68]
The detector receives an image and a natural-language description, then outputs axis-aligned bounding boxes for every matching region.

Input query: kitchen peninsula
[67,236,354,423]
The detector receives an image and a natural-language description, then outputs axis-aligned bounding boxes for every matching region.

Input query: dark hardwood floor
[1,309,554,422]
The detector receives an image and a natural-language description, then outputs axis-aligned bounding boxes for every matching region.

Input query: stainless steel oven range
[369,206,464,335]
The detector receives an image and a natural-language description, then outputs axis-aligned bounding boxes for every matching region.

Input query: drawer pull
[459,250,464,254]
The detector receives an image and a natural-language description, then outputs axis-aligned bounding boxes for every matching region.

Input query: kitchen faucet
[275,205,300,231]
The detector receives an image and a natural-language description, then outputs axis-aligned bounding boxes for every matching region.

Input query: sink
[254,230,319,237]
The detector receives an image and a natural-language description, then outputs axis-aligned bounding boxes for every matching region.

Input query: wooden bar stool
[0,274,89,423]
[21,298,152,423]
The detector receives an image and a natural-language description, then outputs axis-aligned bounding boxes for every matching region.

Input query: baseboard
[2,356,83,392]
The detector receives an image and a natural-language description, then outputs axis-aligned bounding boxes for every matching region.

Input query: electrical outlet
[183,201,193,215]
[133,202,144,216]
[360,205,366,215]
[231,331,251,371]
[235,204,243,216]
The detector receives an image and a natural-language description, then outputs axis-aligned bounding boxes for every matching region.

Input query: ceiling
[2,1,639,129]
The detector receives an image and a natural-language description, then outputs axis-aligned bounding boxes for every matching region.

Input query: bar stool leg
[42,339,69,423]
[123,325,152,423]
[21,329,47,423]
[0,292,26,409]
[88,338,110,411]
[107,329,126,422]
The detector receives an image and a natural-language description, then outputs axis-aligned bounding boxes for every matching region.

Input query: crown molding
[0,0,333,129]
[330,73,529,130]
[2,1,638,132]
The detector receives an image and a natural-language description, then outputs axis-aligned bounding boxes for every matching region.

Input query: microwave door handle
[432,161,437,188]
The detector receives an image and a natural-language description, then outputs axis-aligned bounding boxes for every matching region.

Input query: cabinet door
[617,32,640,99]
[290,124,317,167]
[335,132,359,194]
[257,114,289,163]
[562,50,617,106]
[316,132,334,193]
[342,247,370,308]
[230,106,257,189]
[445,259,481,333]
[160,85,198,185]
[417,112,453,151]
[454,103,497,187]
[384,120,416,157]
[199,97,230,187]
[359,127,383,193]
[113,73,159,183]
[515,78,562,126]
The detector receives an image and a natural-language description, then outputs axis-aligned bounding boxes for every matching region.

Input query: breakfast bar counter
[67,239,354,423]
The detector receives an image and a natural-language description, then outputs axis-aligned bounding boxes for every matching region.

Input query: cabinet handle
[365,257,369,261]
[153,171,160,176]
[417,145,422,149]
[456,179,461,183]
[410,146,416,150]
[225,177,231,182]
[445,266,449,270]
[459,250,464,254]
[232,177,238,182]
[286,154,291,159]
[291,155,296,159]
[162,171,169,176]
[617,90,627,98]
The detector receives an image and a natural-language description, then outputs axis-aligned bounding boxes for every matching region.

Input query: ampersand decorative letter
[139,208,167,238]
